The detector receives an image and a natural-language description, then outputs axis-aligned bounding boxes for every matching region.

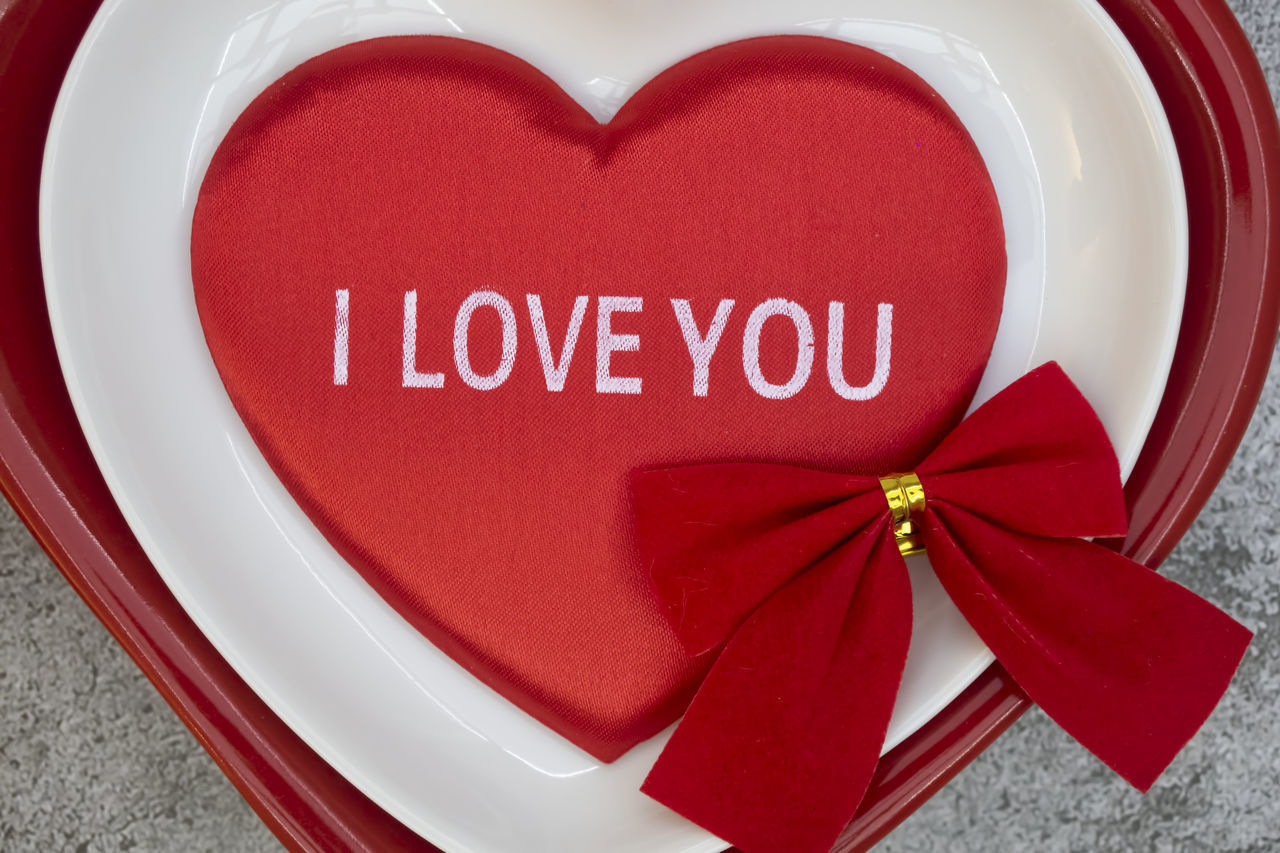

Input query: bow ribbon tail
[641,522,912,853]
[922,500,1253,790]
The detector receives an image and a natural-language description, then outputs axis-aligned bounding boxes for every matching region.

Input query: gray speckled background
[3,1,1279,850]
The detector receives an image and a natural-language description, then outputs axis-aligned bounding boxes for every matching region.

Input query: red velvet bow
[631,362,1252,853]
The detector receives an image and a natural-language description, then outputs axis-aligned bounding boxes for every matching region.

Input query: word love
[333,290,894,400]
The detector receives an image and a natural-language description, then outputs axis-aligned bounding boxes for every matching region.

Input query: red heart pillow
[191,34,1006,761]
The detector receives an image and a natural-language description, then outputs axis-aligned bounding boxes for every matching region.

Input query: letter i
[334,289,349,386]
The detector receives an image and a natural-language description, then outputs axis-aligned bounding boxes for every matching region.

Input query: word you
[333,290,893,400]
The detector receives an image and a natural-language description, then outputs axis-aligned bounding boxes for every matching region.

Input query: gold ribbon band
[879,473,927,557]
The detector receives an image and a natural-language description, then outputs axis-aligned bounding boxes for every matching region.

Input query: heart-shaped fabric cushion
[191,34,1005,761]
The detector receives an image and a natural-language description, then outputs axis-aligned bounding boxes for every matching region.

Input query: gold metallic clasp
[879,473,927,557]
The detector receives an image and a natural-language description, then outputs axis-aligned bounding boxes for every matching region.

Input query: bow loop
[918,363,1128,539]
[632,464,885,655]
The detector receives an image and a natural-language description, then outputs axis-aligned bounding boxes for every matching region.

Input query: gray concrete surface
[3,2,1279,850]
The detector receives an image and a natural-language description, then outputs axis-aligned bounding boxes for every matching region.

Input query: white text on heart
[333,290,892,400]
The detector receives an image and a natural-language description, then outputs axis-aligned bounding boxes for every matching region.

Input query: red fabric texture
[634,362,1252,853]
[191,35,1007,759]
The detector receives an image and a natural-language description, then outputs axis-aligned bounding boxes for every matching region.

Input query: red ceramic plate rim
[0,1,1276,851]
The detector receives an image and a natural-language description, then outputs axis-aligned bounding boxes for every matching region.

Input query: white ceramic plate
[41,1,1185,851]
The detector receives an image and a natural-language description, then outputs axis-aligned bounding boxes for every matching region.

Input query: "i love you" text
[332,290,893,401]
